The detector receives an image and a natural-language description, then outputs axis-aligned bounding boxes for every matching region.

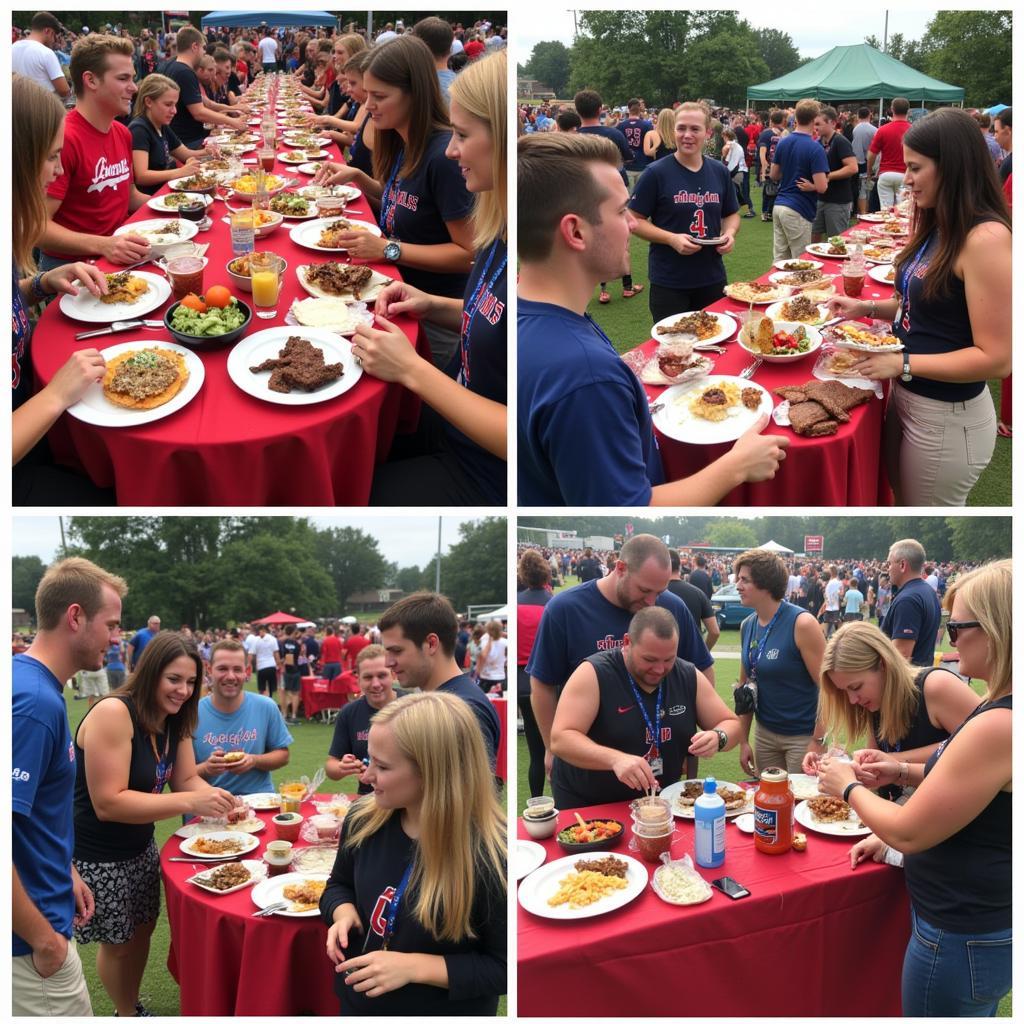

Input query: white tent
[759,540,794,554]
[476,605,509,622]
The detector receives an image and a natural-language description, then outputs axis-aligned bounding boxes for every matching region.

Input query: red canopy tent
[252,611,308,625]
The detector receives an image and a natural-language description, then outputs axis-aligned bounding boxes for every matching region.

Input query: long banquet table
[30,111,426,505]
[300,672,359,719]
[635,226,898,505]
[517,798,910,1016]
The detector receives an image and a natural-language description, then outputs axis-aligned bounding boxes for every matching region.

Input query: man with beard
[377,592,500,769]
[193,640,292,795]
[549,606,740,807]
[517,132,788,505]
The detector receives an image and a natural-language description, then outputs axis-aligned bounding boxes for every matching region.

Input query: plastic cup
[316,195,347,218]
[250,253,284,318]
[164,255,208,300]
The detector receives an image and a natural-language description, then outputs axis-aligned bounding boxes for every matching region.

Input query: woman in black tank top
[643,108,676,164]
[825,108,1010,506]
[817,561,1012,1016]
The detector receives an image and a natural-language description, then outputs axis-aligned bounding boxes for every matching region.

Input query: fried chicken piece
[741,387,762,411]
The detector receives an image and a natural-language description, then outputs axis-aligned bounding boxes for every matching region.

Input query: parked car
[710,583,750,629]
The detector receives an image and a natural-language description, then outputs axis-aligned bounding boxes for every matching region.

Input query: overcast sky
[517,8,940,62]
[12,516,494,568]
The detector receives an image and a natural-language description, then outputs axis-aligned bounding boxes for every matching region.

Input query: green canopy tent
[746,43,964,120]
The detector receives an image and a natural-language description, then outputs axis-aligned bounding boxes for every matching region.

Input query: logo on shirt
[595,634,625,652]
[673,189,721,206]
[370,886,396,936]
[202,727,258,748]
[87,155,131,194]
[901,628,915,636]
[12,768,31,783]
[667,704,687,716]
[356,728,370,741]
[765,649,780,661]
[387,185,419,212]
[617,705,634,714]
[68,741,76,762]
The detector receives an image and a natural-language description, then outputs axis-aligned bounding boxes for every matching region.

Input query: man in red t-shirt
[320,626,344,681]
[40,34,153,269]
[867,96,912,209]
[343,623,370,671]
[464,34,486,60]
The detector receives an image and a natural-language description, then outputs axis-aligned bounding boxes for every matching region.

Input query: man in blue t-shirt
[880,539,942,667]
[618,98,653,181]
[193,641,293,795]
[770,98,829,260]
[126,613,160,671]
[756,109,786,221]
[527,534,715,780]
[378,592,500,769]
[517,131,789,506]
[630,100,740,323]
[14,557,128,1015]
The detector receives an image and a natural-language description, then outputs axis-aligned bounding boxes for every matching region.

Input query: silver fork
[252,901,288,918]
[739,359,763,380]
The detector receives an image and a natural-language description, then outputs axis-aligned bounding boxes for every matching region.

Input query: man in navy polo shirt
[13,557,127,1015]
[880,539,942,666]
[527,534,715,780]
[770,97,829,260]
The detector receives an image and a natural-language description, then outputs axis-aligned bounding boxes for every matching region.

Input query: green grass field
[63,681,506,1016]
[589,180,1010,506]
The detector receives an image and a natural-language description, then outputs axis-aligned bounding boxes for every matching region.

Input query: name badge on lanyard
[626,670,663,776]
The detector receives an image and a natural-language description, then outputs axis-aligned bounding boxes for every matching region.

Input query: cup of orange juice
[250,252,284,318]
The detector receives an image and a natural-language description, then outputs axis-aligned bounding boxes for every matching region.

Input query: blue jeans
[902,907,1011,1016]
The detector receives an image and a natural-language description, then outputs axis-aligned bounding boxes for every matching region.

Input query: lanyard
[381,858,414,951]
[746,603,785,682]
[897,232,933,331]
[625,671,663,759]
[378,152,404,238]
[459,240,506,385]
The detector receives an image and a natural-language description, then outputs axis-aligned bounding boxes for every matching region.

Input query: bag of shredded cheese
[651,852,714,906]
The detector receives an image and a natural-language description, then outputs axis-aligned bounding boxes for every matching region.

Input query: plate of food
[224,173,289,199]
[826,321,903,352]
[282,133,333,148]
[872,220,909,237]
[773,258,824,272]
[650,310,736,348]
[651,376,773,444]
[555,816,625,853]
[868,264,897,285]
[857,212,892,223]
[296,264,393,303]
[292,847,338,875]
[651,858,714,906]
[279,149,329,164]
[806,238,851,259]
[660,779,754,819]
[738,317,823,362]
[297,184,362,203]
[113,218,199,254]
[788,773,822,802]
[723,280,790,304]
[862,245,897,264]
[180,830,260,859]
[289,217,383,252]
[516,840,547,881]
[768,267,832,289]
[517,852,647,920]
[241,792,282,810]
[795,795,870,837]
[169,173,220,195]
[175,816,265,838]
[59,271,170,323]
[285,296,374,336]
[147,192,215,214]
[268,192,318,219]
[764,296,831,326]
[226,326,363,405]
[251,872,330,917]
[66,342,203,428]
[186,859,268,895]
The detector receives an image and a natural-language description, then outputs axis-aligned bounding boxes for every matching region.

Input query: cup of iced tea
[842,267,866,298]
[250,252,285,319]
[164,255,208,300]
[259,148,276,173]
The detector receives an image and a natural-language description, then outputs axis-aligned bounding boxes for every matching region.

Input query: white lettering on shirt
[87,155,131,194]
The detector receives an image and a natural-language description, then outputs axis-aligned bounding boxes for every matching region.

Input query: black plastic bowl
[555,818,626,853]
[163,297,252,349]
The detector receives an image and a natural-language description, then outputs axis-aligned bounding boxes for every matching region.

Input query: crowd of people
[516,533,1011,1015]
[517,85,1012,507]
[12,12,507,507]
[13,558,507,1016]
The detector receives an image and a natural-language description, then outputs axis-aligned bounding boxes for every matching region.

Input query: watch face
[384,241,400,260]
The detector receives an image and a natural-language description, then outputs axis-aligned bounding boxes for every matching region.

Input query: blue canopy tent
[200,11,338,29]
[985,104,1009,117]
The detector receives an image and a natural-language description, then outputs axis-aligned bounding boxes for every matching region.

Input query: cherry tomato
[180,293,207,313]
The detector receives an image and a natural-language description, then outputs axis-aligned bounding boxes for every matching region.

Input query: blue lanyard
[897,232,933,330]
[378,152,404,238]
[459,240,506,385]
[625,671,663,758]
[746,604,785,681]
[381,858,414,950]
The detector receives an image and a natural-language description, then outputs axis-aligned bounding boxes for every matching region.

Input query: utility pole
[435,518,442,593]
[883,10,889,52]
[58,516,68,559]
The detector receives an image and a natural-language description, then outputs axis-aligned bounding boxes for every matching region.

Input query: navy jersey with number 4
[629,155,737,289]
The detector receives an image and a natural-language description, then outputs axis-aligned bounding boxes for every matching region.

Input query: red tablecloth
[637,228,897,505]
[300,673,358,718]
[489,695,507,782]
[162,799,339,1015]
[31,130,426,505]
[517,799,910,1016]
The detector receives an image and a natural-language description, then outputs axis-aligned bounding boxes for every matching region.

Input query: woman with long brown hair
[828,107,1011,505]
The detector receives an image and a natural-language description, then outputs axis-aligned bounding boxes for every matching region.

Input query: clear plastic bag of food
[650,851,713,906]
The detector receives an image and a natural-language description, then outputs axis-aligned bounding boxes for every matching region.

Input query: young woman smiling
[349,51,507,504]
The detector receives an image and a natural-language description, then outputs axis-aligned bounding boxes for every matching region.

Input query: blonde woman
[350,50,507,504]
[818,561,1011,1016]
[805,620,981,799]
[321,691,506,1015]
[12,74,111,503]
[643,107,676,162]
[476,620,507,695]
[128,74,211,195]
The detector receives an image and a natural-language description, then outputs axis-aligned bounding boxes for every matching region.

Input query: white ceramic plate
[296,265,393,303]
[767,270,834,287]
[66,341,204,428]
[186,859,268,895]
[805,242,851,260]
[297,184,362,203]
[282,134,332,148]
[241,792,282,810]
[795,797,871,837]
[660,779,754,819]
[175,817,265,838]
[289,217,383,253]
[147,192,214,214]
[772,258,824,272]
[722,282,789,304]
[868,264,898,286]
[180,830,260,859]
[226,326,363,406]
[764,299,831,327]
[651,375,773,444]
[114,218,199,252]
[280,150,328,164]
[862,248,897,265]
[738,321,823,363]
[168,176,220,193]
[250,871,329,917]
[59,271,170,324]
[515,840,547,881]
[650,310,737,347]
[732,813,755,834]
[857,212,893,222]
[517,852,647,920]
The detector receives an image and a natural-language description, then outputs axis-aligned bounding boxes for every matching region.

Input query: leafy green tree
[314,527,392,609]
[753,28,801,81]
[704,521,759,549]
[946,518,1012,562]
[395,565,427,594]
[424,517,505,612]
[921,11,1012,107]
[525,40,571,97]
[13,556,46,619]
[685,31,769,109]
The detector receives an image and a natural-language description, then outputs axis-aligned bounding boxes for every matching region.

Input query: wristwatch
[383,239,402,262]
[715,728,728,752]
[900,354,912,383]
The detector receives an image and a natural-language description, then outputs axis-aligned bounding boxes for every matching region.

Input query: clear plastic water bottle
[694,777,726,868]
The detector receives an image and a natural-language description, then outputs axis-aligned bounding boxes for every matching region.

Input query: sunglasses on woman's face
[946,620,982,643]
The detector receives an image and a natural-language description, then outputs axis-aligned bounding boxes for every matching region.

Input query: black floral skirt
[73,839,161,945]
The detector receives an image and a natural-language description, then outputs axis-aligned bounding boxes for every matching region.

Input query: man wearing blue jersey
[629,102,740,323]
[770,98,829,260]
[618,98,653,186]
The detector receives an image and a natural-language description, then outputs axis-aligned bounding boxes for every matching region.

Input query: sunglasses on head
[946,620,981,643]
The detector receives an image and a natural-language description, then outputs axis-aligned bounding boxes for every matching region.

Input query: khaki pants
[754,723,812,775]
[772,204,813,261]
[12,941,92,1016]
[877,171,905,209]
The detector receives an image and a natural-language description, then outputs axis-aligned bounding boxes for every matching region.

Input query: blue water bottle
[694,777,726,868]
